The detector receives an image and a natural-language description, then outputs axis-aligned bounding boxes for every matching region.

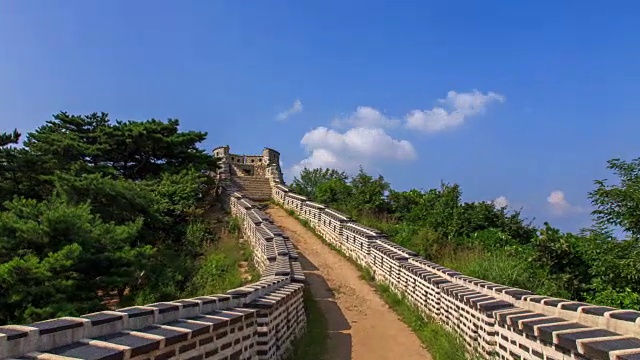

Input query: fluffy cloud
[493,196,509,208]
[405,90,505,133]
[547,190,583,215]
[287,89,503,179]
[331,106,400,129]
[276,99,303,121]
[289,126,416,177]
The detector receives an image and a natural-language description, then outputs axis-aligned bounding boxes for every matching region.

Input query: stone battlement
[271,174,640,360]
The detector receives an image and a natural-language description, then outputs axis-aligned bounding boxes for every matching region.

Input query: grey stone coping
[520,317,568,335]
[585,338,640,360]
[286,193,307,201]
[174,299,201,309]
[30,318,85,335]
[507,312,549,328]
[556,328,619,352]
[343,222,384,236]
[501,289,534,300]
[304,201,325,209]
[49,342,124,360]
[190,297,218,306]
[165,320,211,337]
[618,352,640,360]
[496,309,531,323]
[610,311,640,323]
[322,208,350,221]
[97,331,162,357]
[137,325,190,346]
[188,315,229,331]
[147,302,181,314]
[0,327,29,341]
[582,306,618,316]
[82,312,124,326]
[537,322,589,343]
[275,184,289,192]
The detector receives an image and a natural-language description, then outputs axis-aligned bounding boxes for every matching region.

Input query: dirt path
[266,206,430,360]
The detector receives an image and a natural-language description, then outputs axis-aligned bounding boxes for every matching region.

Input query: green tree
[387,189,423,219]
[0,197,151,324]
[0,129,20,146]
[24,112,218,181]
[529,223,593,299]
[349,167,390,215]
[315,178,353,207]
[590,158,640,238]
[0,129,52,204]
[0,112,221,324]
[290,168,349,199]
[458,202,536,244]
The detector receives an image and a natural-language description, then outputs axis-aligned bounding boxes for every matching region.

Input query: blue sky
[2,1,640,233]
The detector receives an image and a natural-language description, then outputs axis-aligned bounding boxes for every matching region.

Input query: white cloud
[493,196,509,208]
[289,126,416,177]
[331,106,400,129]
[286,89,502,179]
[276,99,303,121]
[547,190,583,216]
[405,90,505,133]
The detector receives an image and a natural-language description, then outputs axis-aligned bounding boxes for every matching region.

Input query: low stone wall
[0,191,306,360]
[273,181,640,360]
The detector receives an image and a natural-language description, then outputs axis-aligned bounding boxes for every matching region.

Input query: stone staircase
[229,176,272,201]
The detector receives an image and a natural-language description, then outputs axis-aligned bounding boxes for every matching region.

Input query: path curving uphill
[266,205,431,360]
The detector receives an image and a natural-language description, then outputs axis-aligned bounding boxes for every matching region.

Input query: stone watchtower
[262,147,284,184]
[213,145,284,201]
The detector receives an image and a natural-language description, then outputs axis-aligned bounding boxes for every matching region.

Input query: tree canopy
[0,113,220,324]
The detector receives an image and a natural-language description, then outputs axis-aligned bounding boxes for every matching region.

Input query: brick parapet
[275,183,640,360]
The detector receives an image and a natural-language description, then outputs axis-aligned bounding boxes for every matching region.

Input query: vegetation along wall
[272,178,640,360]
[0,115,308,360]
[0,186,306,360]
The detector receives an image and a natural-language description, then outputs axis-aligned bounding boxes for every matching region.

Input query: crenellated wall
[0,188,306,360]
[271,178,640,360]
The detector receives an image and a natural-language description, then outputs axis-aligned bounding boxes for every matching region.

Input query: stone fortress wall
[0,185,305,358]
[5,142,640,360]
[271,175,640,360]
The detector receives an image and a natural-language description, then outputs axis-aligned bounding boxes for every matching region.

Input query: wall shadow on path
[296,248,320,271]
[298,252,352,360]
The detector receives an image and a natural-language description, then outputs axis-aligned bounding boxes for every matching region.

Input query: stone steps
[230,176,272,201]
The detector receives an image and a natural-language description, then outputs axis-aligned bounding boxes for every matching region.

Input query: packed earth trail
[266,205,431,360]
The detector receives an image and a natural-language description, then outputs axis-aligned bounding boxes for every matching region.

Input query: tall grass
[438,246,571,299]
[341,205,572,299]
[183,217,256,297]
